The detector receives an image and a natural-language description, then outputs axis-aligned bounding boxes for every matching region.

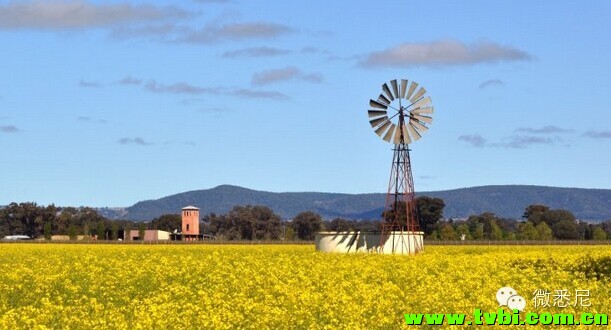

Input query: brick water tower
[182,206,200,241]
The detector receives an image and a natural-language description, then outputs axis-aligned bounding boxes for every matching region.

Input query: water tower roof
[182,206,199,210]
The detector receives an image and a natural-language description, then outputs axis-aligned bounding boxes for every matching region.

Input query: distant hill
[103,185,611,222]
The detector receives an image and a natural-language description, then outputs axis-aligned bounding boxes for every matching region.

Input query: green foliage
[68,225,77,241]
[151,214,182,232]
[416,196,445,235]
[43,222,52,240]
[97,222,106,240]
[455,223,471,240]
[439,224,456,240]
[124,222,132,241]
[575,256,611,281]
[138,223,146,240]
[292,211,322,240]
[593,227,607,240]
[518,221,539,240]
[536,222,553,240]
[111,222,119,240]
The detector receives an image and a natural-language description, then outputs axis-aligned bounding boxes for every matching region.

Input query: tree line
[1,198,610,241]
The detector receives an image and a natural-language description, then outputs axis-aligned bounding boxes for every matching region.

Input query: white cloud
[0,125,19,133]
[118,137,153,146]
[0,1,188,30]
[458,134,487,147]
[251,66,323,86]
[360,40,531,68]
[582,130,611,139]
[515,126,574,134]
[221,47,291,59]
[479,79,505,89]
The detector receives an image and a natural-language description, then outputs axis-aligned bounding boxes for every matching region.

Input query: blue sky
[0,0,610,207]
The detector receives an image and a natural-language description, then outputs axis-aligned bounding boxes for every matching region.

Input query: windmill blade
[375,120,392,137]
[407,122,421,141]
[413,114,433,124]
[378,94,391,105]
[406,81,418,100]
[390,79,399,99]
[400,79,408,98]
[411,96,432,109]
[393,124,402,144]
[410,118,429,133]
[382,83,394,101]
[368,110,387,118]
[383,123,396,142]
[412,107,434,115]
[369,116,388,127]
[370,99,388,109]
[410,87,427,103]
[402,124,412,144]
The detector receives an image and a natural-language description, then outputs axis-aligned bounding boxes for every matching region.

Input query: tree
[97,221,106,240]
[83,222,90,240]
[111,222,119,240]
[551,220,579,240]
[456,223,471,240]
[518,222,539,240]
[138,223,146,241]
[439,223,456,240]
[124,222,132,241]
[592,227,607,240]
[68,225,77,241]
[523,204,550,225]
[151,214,182,232]
[292,211,322,240]
[326,218,355,231]
[489,222,504,240]
[44,222,52,240]
[473,223,484,240]
[535,222,553,240]
[416,196,445,235]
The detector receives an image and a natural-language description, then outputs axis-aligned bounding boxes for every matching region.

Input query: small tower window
[186,224,190,231]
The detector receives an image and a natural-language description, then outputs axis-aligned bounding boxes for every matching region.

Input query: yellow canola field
[0,244,609,329]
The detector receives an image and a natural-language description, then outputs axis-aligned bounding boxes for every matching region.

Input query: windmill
[368,79,433,253]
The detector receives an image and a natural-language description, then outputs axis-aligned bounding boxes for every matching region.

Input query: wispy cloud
[458,134,487,148]
[230,89,289,100]
[144,80,222,95]
[115,76,142,85]
[174,22,292,44]
[0,1,188,30]
[221,47,291,58]
[460,133,561,149]
[138,79,289,100]
[495,135,556,149]
[79,80,101,88]
[360,40,531,68]
[77,116,107,124]
[479,79,505,89]
[0,125,19,133]
[582,130,611,139]
[251,66,323,85]
[515,125,574,134]
[118,137,153,146]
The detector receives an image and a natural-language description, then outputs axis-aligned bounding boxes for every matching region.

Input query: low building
[125,229,170,241]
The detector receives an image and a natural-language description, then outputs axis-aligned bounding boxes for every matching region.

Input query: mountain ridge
[99,184,611,221]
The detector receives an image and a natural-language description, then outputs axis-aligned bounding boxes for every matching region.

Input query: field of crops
[0,244,609,329]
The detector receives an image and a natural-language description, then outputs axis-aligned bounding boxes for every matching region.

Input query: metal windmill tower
[368,79,434,253]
